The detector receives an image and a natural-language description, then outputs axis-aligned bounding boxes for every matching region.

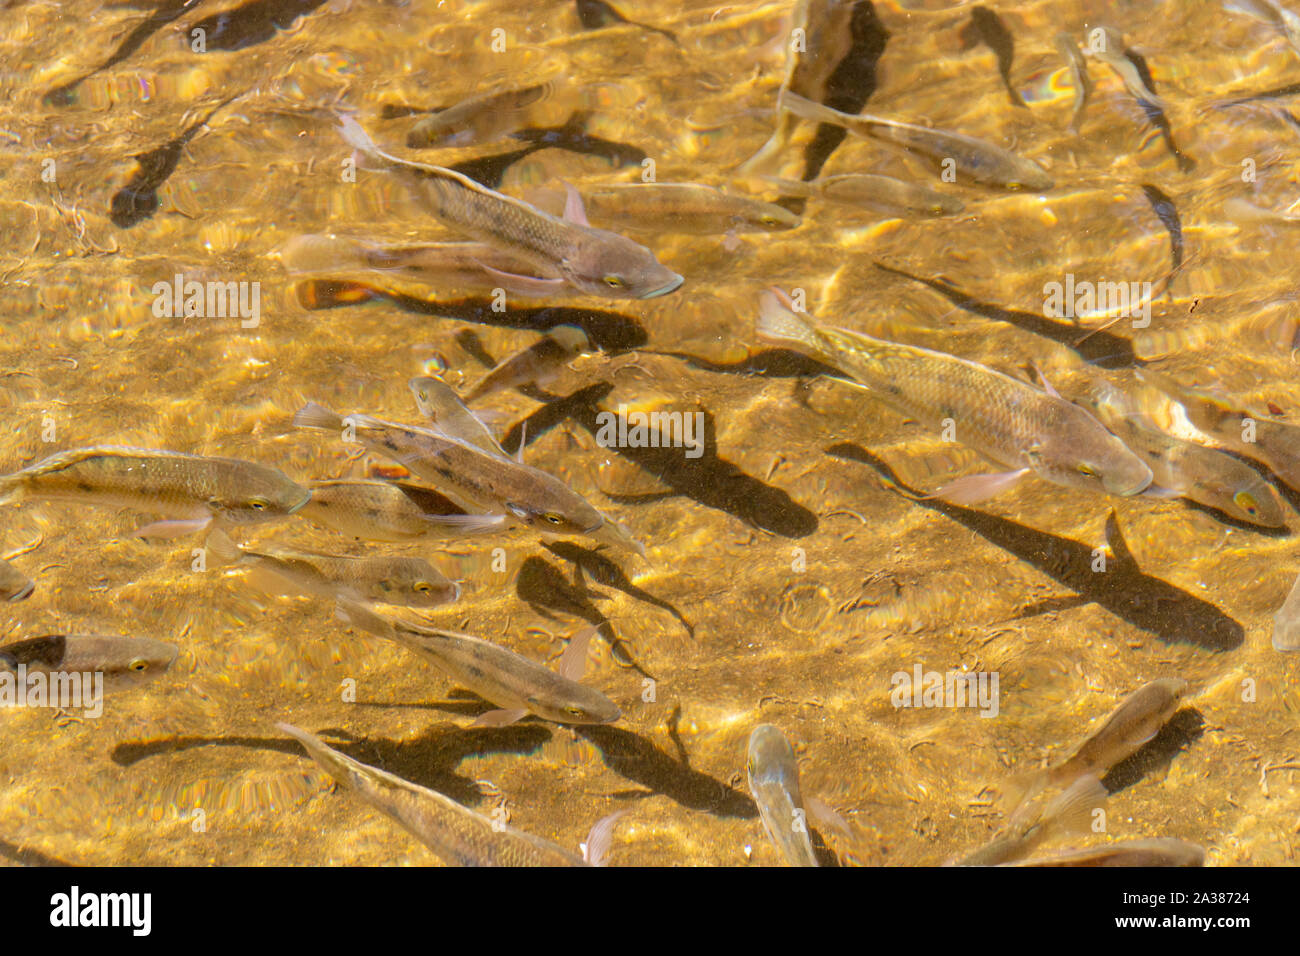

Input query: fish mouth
[638,273,685,299]
[6,581,34,602]
[287,490,313,514]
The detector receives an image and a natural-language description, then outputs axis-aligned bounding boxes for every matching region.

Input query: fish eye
[564,705,585,717]
[128,659,149,672]
[248,497,269,511]
[602,275,625,288]
[413,581,432,593]
[543,512,565,525]
[1234,491,1259,515]
[1077,464,1098,479]
[760,214,781,226]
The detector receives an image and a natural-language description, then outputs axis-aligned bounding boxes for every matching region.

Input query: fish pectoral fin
[472,707,528,727]
[931,468,1032,506]
[1140,484,1182,499]
[557,623,602,681]
[133,516,213,540]
[560,181,590,227]
[420,513,509,533]
[472,261,569,296]
[581,810,629,867]
[804,796,853,842]
[243,564,310,600]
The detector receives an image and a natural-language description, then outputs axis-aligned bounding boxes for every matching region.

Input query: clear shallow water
[0,0,1296,866]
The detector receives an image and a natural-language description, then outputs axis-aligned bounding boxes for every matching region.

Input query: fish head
[366,557,460,607]
[99,638,179,695]
[503,478,606,538]
[1222,480,1287,527]
[744,205,802,232]
[215,463,312,523]
[531,686,621,724]
[1007,162,1055,191]
[561,229,683,299]
[1030,405,1154,497]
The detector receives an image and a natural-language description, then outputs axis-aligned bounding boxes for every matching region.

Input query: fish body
[580,183,800,235]
[338,116,683,299]
[1087,27,1194,170]
[409,377,511,455]
[779,91,1052,190]
[406,82,556,149]
[959,6,1027,108]
[0,446,310,526]
[956,774,1107,866]
[747,724,818,866]
[755,292,1153,500]
[278,723,589,865]
[0,634,177,697]
[1008,837,1205,867]
[770,174,964,216]
[1054,33,1092,132]
[462,326,591,402]
[299,479,503,542]
[0,557,34,602]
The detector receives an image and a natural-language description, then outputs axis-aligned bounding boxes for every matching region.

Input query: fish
[765,174,964,217]
[954,774,1107,866]
[1086,26,1194,171]
[0,557,33,602]
[1006,837,1205,867]
[293,403,644,557]
[747,724,818,867]
[1054,33,1092,132]
[1272,569,1300,650]
[576,183,801,235]
[0,446,311,538]
[408,377,512,457]
[575,0,677,43]
[298,479,505,543]
[779,90,1053,190]
[205,528,459,608]
[460,327,592,403]
[958,6,1027,109]
[0,634,178,698]
[739,0,857,175]
[1081,378,1285,527]
[278,723,624,865]
[275,234,568,298]
[755,290,1153,504]
[1137,369,1300,491]
[337,115,683,299]
[405,81,557,149]
[1225,0,1300,56]
[110,97,236,229]
[336,602,621,726]
[999,678,1189,810]
[1142,184,1184,280]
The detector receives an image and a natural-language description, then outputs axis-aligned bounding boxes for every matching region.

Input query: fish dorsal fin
[557,624,600,681]
[561,181,590,226]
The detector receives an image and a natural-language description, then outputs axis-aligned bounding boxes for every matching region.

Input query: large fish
[747,724,818,867]
[0,634,178,698]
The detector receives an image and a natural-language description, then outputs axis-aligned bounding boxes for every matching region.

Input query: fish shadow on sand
[828,444,1244,650]
[510,382,819,538]
[1101,707,1205,795]
[543,540,695,639]
[647,346,843,382]
[872,261,1139,370]
[110,723,550,807]
[295,283,649,352]
[576,724,757,819]
[0,837,72,867]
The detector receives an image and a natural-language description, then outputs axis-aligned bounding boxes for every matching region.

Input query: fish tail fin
[778,90,842,127]
[1041,774,1108,838]
[336,113,381,159]
[755,288,832,363]
[582,810,628,866]
[293,402,345,433]
[995,768,1047,814]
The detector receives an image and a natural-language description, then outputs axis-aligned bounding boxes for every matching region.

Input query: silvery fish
[0,556,34,602]
[294,402,644,557]
[765,174,964,217]
[206,528,458,608]
[409,377,511,456]
[1055,33,1092,132]
[337,602,620,726]
[747,724,817,867]
[278,723,624,866]
[0,634,178,697]
[1272,568,1300,651]
[460,326,591,403]
[338,115,683,299]
[405,81,557,149]
[999,678,1188,810]
[578,183,800,235]
[954,774,1107,866]
[299,479,504,542]
[1082,378,1286,527]
[779,91,1053,190]
[1086,26,1165,107]
[0,446,310,538]
[1006,837,1205,867]
[755,290,1153,503]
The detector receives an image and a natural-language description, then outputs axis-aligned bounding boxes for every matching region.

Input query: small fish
[1138,369,1300,491]
[779,91,1053,190]
[293,403,644,557]
[1225,0,1300,57]
[999,678,1189,810]
[1142,184,1184,279]
[955,774,1107,866]
[766,174,964,217]
[337,602,620,726]
[462,327,591,403]
[0,557,34,602]
[278,723,623,865]
[206,528,458,608]
[1054,33,1092,132]
[110,97,236,228]
[0,634,178,697]
[578,183,800,235]
[755,291,1153,503]
[338,115,683,299]
[1082,379,1285,527]
[0,446,311,538]
[1272,569,1300,650]
[1007,837,1205,867]
[406,81,557,149]
[747,725,817,867]
[298,479,504,542]
[575,0,677,43]
[408,377,512,456]
[958,6,1027,109]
